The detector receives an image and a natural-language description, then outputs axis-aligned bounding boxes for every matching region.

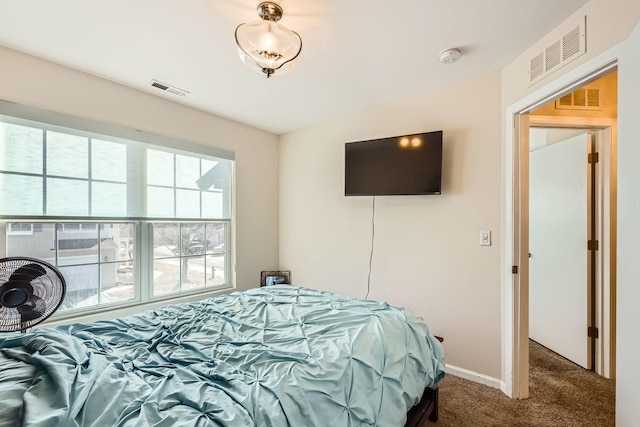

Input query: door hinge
[512,265,518,274]
[588,152,599,164]
[588,240,599,251]
[588,326,599,339]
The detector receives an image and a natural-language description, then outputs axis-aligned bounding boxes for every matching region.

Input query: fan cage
[0,257,66,332]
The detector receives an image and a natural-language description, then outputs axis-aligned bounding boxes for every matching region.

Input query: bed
[0,285,445,426]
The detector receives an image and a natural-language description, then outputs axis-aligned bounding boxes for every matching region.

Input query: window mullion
[88,138,93,217]
[54,223,60,266]
[173,154,177,218]
[42,129,47,215]
[178,223,183,292]
[97,221,102,305]
[139,222,150,303]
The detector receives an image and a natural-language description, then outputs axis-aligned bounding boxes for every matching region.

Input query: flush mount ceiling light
[235,2,303,78]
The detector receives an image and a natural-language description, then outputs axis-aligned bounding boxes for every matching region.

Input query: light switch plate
[480,230,491,246]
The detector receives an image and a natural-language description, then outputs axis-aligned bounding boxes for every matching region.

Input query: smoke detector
[439,48,462,64]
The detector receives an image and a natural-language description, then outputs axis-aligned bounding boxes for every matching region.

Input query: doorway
[527,71,617,383]
[503,52,619,399]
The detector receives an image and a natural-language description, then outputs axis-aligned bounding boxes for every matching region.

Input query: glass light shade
[235,20,302,77]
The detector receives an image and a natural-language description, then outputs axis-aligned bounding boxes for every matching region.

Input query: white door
[529,132,591,369]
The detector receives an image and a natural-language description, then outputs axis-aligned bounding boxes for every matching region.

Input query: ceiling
[0,0,589,135]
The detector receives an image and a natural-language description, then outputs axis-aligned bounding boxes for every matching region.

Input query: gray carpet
[422,340,615,427]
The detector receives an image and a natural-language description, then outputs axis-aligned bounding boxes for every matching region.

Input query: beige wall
[279,71,503,379]
[0,45,280,295]
[502,0,640,109]
[278,0,640,386]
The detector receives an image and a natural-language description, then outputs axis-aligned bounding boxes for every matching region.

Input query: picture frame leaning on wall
[260,270,291,287]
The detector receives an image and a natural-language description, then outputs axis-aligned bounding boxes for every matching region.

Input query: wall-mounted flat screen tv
[345,130,443,196]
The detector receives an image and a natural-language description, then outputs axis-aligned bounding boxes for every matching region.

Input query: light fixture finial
[257,2,283,22]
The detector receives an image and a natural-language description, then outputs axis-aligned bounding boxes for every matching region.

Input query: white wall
[616,21,640,427]
[280,71,503,379]
[0,45,279,294]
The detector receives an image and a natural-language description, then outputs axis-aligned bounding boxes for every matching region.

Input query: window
[152,222,229,296]
[0,103,234,316]
[61,223,98,231]
[6,222,136,310]
[7,222,33,235]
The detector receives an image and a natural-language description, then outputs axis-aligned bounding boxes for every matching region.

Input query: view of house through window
[6,223,136,310]
[5,221,229,312]
[0,108,234,317]
[152,223,229,296]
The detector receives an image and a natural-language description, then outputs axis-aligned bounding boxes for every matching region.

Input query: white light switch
[480,230,491,246]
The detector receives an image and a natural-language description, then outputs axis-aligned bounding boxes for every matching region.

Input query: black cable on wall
[365,195,375,300]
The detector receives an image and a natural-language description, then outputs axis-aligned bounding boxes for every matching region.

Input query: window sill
[40,284,235,328]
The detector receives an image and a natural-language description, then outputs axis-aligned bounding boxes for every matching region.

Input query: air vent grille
[587,88,599,106]
[563,26,581,60]
[530,53,544,81]
[545,41,561,72]
[529,16,586,86]
[555,88,601,110]
[574,89,587,106]
[149,79,189,97]
[558,94,573,106]
[151,81,169,91]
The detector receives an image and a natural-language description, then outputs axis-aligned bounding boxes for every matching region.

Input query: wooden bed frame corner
[405,335,443,426]
[405,387,439,426]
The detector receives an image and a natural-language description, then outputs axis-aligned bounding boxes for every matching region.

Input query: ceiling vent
[529,16,586,86]
[149,79,189,97]
[555,88,601,110]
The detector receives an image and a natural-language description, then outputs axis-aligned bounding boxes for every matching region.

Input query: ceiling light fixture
[235,2,302,78]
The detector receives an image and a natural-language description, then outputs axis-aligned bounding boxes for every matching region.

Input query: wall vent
[149,79,189,97]
[530,52,544,81]
[528,16,586,86]
[545,41,561,72]
[555,88,601,110]
[563,26,582,60]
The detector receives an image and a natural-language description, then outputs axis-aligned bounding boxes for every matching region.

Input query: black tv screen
[345,131,442,196]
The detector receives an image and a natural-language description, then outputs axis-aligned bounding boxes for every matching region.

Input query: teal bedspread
[0,286,445,427]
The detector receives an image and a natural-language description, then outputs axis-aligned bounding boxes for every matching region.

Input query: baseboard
[500,381,511,397]
[444,364,502,390]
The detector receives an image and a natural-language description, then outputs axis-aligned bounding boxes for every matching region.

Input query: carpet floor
[422,340,615,427]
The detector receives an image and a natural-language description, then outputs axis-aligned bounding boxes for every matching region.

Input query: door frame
[503,45,621,399]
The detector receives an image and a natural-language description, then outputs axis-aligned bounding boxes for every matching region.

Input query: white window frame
[0,100,235,320]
